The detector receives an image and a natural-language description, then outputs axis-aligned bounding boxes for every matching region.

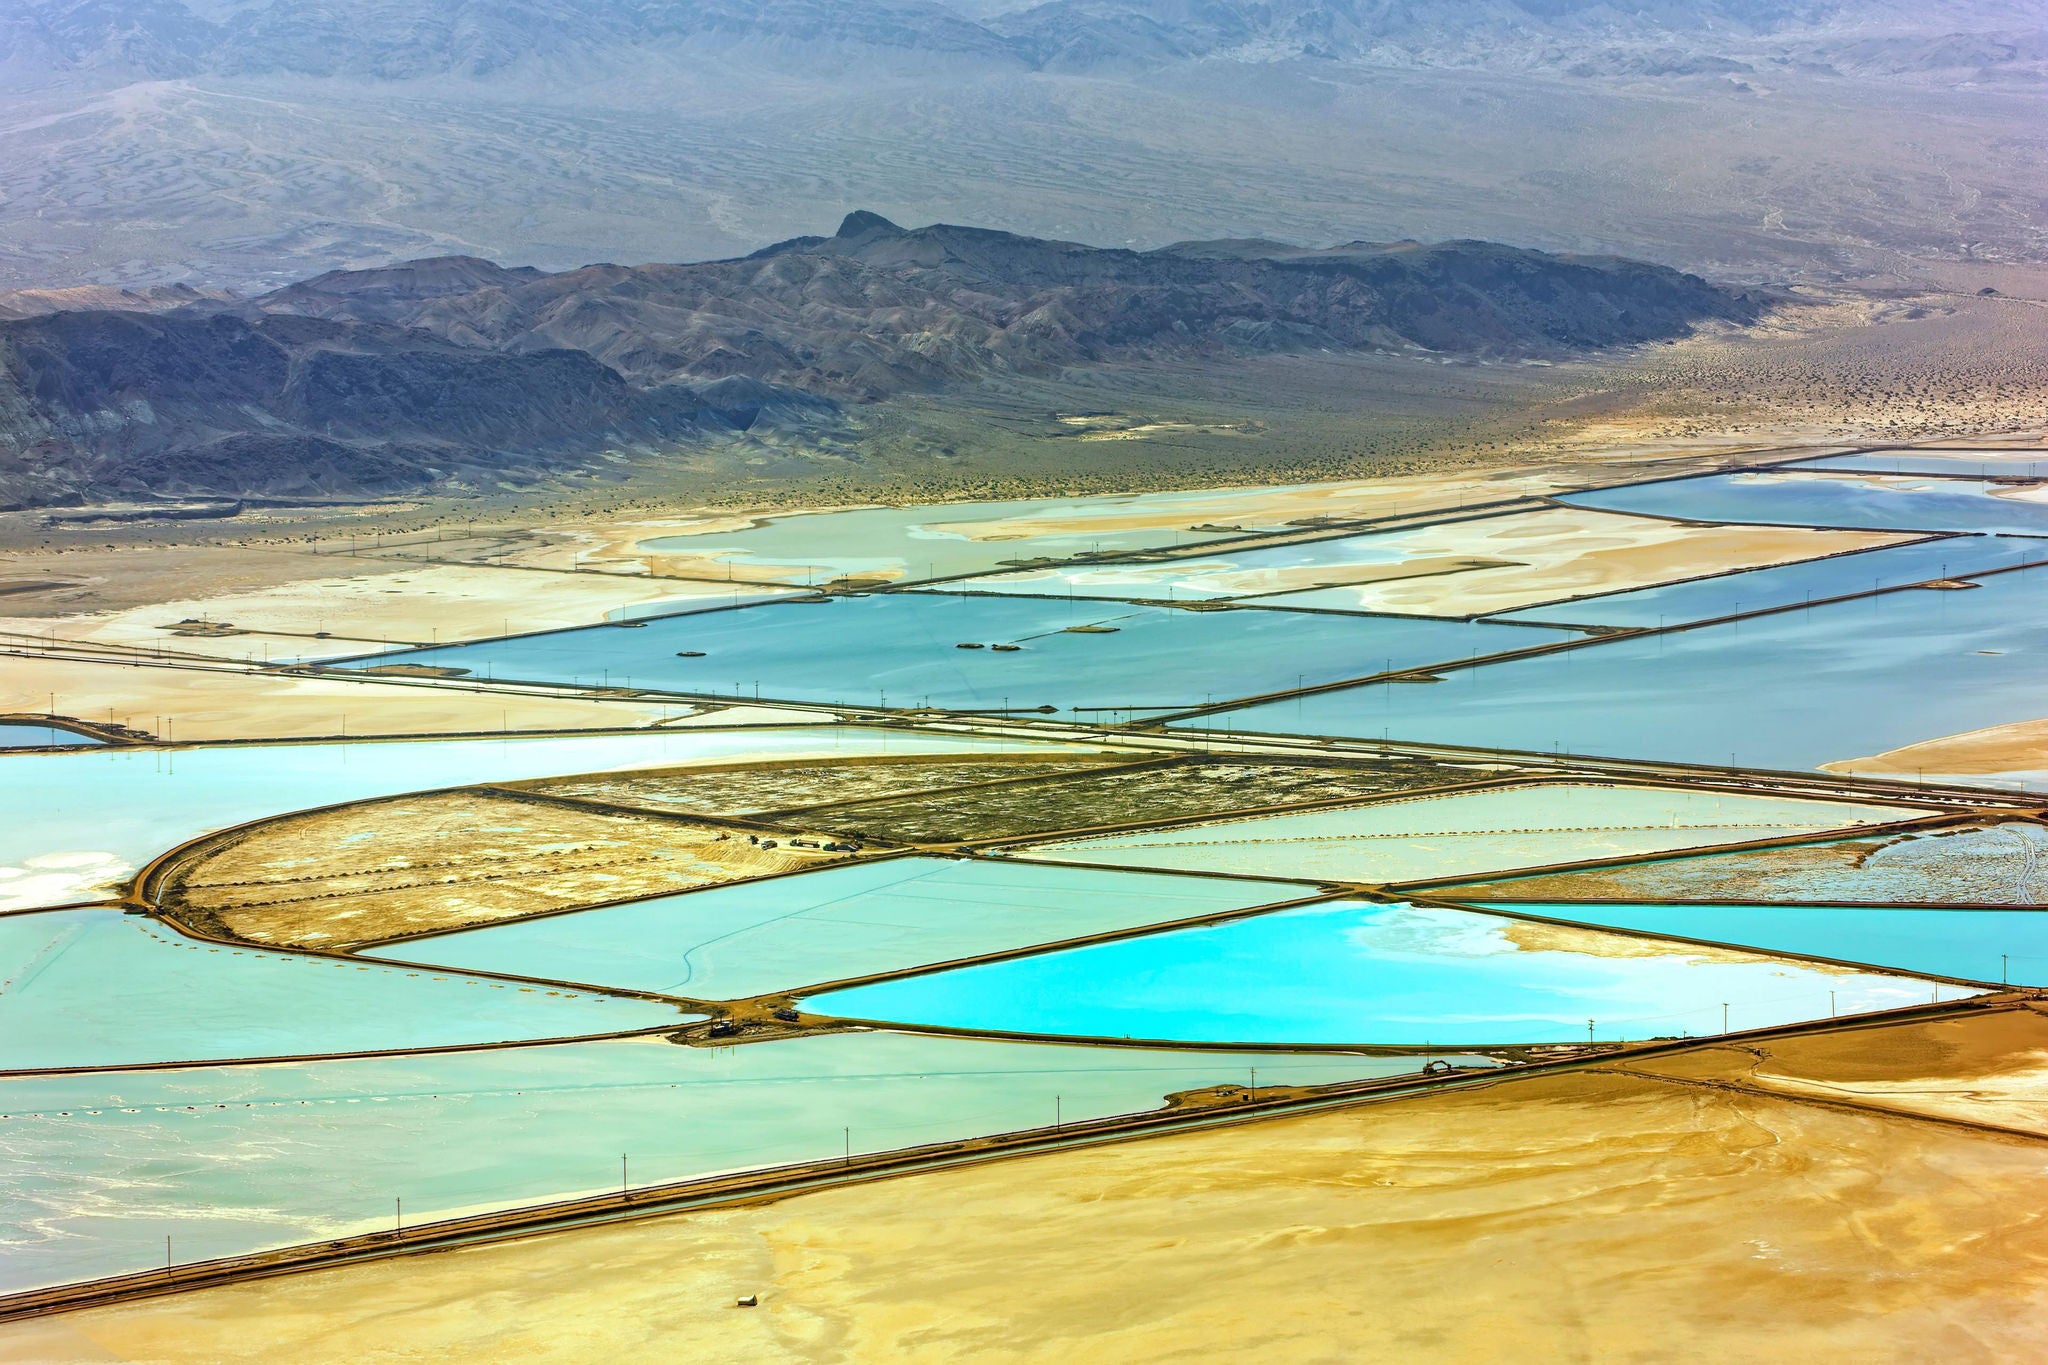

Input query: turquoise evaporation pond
[1563,470,2048,535]
[335,593,1573,711]
[0,724,103,750]
[1793,451,2048,480]
[925,532,1422,602]
[0,910,688,1071]
[0,1032,1483,1293]
[804,901,1949,1047]
[1495,535,2034,628]
[634,488,1296,583]
[376,857,1299,999]
[1192,563,2048,773]
[0,727,1075,914]
[1471,901,2048,987]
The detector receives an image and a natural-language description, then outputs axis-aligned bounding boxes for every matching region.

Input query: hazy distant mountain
[0,213,1754,506]
[12,0,2043,79]
[3,1,2042,299]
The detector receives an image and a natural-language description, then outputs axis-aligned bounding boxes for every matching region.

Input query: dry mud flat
[160,790,854,950]
[790,756,1495,845]
[0,560,747,661]
[13,1010,2048,1363]
[0,653,684,742]
[515,754,1129,818]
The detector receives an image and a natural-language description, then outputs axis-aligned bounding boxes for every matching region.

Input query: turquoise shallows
[632,483,1352,583]
[0,1032,1475,1293]
[0,724,104,750]
[377,857,1302,999]
[803,900,1950,1047]
[336,592,1573,712]
[1466,901,2048,987]
[1562,470,2048,535]
[1495,534,2031,628]
[0,727,1078,913]
[1190,562,2048,774]
[0,910,689,1071]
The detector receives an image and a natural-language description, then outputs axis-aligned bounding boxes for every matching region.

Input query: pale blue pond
[1564,470,2048,535]
[377,857,1299,999]
[1194,563,2048,774]
[0,724,103,750]
[926,530,1427,603]
[0,910,689,1071]
[0,1031,1476,1292]
[1496,535,2035,628]
[0,727,1072,914]
[1792,451,2048,480]
[635,488,1281,584]
[804,901,1944,1047]
[335,593,1573,712]
[1472,901,2048,987]
[1019,783,1919,885]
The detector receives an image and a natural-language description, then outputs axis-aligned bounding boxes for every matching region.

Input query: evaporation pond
[1794,451,2048,480]
[1196,563,2048,772]
[376,858,1300,998]
[931,528,1445,602]
[1497,535,2029,628]
[0,726,1066,913]
[1457,822,2048,906]
[0,725,103,750]
[1015,783,1921,884]
[1563,470,2048,535]
[1472,901,2048,986]
[633,486,1318,583]
[0,910,689,1070]
[804,900,1948,1046]
[339,593,1572,711]
[0,1031,1468,1293]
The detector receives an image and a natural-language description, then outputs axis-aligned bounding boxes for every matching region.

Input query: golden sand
[1637,1005,2048,1135]
[12,1019,2048,1363]
[1823,718,2048,779]
[163,790,853,950]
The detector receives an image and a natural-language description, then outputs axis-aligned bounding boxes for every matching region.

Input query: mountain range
[0,213,1757,507]
[12,0,2045,81]
[1,1,2043,295]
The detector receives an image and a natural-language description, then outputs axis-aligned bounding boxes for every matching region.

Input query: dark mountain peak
[267,255,543,305]
[836,210,904,239]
